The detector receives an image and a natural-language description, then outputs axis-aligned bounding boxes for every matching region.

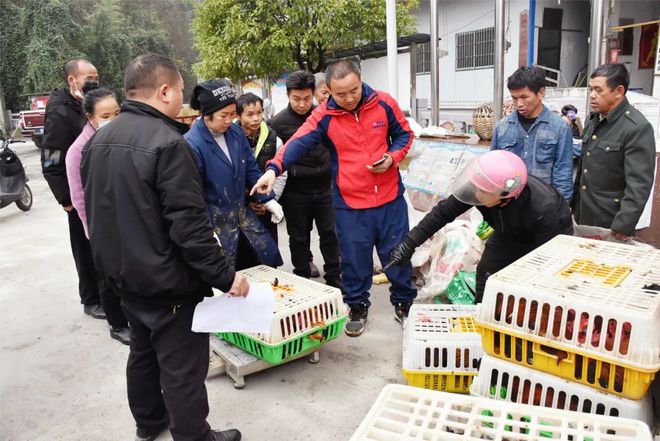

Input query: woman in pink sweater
[66,87,119,238]
[65,87,130,345]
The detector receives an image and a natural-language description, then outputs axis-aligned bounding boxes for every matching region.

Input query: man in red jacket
[252,60,417,336]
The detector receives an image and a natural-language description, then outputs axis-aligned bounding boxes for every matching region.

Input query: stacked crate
[471,235,659,426]
[218,265,348,365]
[402,304,483,392]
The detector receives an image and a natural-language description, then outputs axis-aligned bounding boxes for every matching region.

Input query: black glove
[384,239,416,271]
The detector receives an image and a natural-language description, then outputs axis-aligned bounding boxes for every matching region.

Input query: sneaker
[83,304,106,320]
[309,261,321,278]
[344,305,368,337]
[210,429,242,441]
[110,327,131,345]
[135,421,169,441]
[394,302,413,324]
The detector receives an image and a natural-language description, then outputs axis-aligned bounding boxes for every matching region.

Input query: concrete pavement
[0,140,406,441]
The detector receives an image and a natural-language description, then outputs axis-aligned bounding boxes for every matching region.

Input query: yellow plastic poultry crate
[402,304,482,393]
[471,354,653,426]
[475,235,660,400]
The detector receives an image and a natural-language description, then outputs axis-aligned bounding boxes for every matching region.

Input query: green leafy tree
[192,0,419,82]
[20,0,84,97]
[120,0,198,98]
[81,0,132,98]
[0,0,27,110]
[1,0,188,110]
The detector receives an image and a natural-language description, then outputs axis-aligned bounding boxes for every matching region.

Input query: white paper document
[191,282,275,333]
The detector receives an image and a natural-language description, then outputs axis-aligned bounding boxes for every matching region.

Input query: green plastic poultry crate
[218,315,347,365]
[217,266,348,365]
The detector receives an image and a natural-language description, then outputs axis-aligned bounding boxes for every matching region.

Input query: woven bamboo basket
[472,103,494,141]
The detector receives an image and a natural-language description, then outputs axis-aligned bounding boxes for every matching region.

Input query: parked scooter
[0,127,33,211]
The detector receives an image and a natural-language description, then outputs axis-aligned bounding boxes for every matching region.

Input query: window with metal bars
[456,27,495,70]
[416,41,431,74]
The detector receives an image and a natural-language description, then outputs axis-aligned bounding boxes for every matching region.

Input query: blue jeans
[335,196,417,308]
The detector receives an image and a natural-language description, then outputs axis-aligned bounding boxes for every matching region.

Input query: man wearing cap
[184,79,284,270]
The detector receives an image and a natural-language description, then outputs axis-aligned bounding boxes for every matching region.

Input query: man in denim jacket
[491,66,573,201]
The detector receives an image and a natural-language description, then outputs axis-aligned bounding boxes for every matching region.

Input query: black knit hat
[190,79,236,115]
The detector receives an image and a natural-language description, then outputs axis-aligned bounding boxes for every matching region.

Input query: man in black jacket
[389,150,572,302]
[269,71,342,288]
[81,54,245,441]
[42,58,107,319]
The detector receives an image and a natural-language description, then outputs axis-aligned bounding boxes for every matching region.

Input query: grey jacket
[572,97,656,236]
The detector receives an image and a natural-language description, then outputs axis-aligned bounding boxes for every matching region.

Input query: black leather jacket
[81,100,235,305]
[41,88,86,206]
[407,175,573,248]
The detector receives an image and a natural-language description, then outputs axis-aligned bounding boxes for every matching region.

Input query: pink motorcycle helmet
[451,150,528,206]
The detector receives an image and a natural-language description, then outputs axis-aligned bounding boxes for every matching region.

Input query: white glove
[264,199,284,224]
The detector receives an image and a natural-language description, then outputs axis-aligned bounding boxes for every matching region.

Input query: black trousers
[121,299,211,441]
[98,278,129,329]
[67,210,100,306]
[67,209,128,328]
[281,190,341,281]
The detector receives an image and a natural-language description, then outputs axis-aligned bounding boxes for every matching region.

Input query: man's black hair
[83,87,116,115]
[64,58,91,81]
[590,63,630,93]
[325,59,361,85]
[285,70,316,94]
[124,53,180,98]
[236,92,263,115]
[506,66,546,93]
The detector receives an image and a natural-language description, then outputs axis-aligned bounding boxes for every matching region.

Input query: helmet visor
[451,156,514,206]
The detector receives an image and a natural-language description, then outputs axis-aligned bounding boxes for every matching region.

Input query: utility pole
[386,0,398,101]
[493,0,506,123]
[430,0,439,126]
[587,0,609,112]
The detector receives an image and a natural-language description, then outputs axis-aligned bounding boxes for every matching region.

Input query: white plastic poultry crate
[216,266,348,365]
[349,384,653,441]
[471,354,653,426]
[475,235,660,399]
[402,304,482,393]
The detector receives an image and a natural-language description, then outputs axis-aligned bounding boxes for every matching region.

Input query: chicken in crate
[402,304,482,392]
[475,235,660,400]
[471,353,653,426]
[217,266,348,365]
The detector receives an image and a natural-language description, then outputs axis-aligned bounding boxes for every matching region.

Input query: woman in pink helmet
[389,150,572,302]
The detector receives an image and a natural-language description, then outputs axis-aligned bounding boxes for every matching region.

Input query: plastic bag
[476,220,493,240]
[572,221,654,249]
[435,271,476,305]
[417,219,484,300]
